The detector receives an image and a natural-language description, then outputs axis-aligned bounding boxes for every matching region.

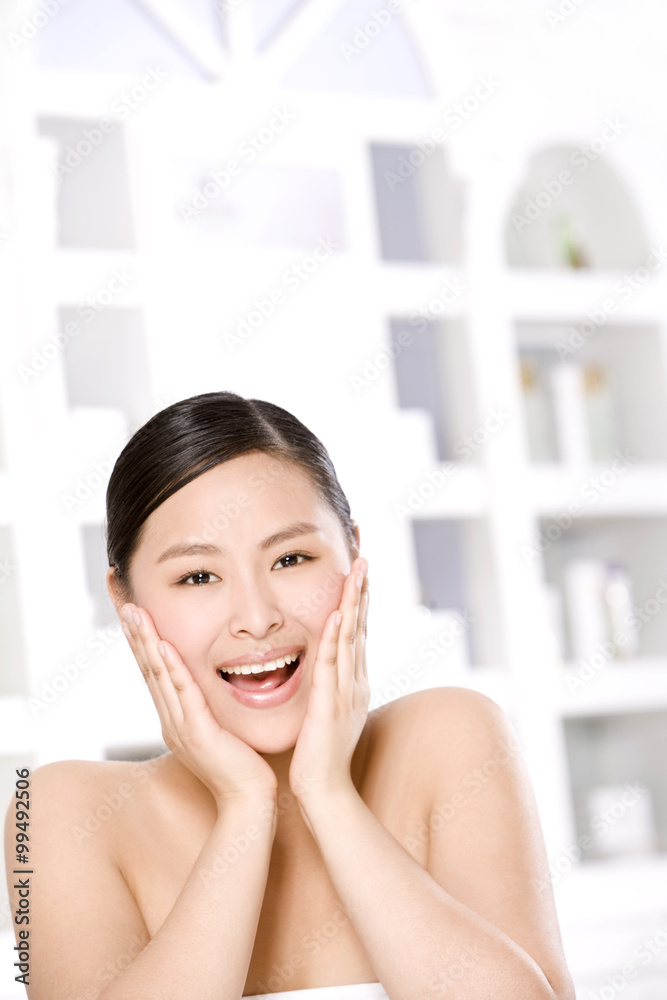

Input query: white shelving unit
[2,2,667,997]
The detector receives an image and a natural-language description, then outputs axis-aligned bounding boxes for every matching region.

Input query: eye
[273,551,313,570]
[176,569,221,586]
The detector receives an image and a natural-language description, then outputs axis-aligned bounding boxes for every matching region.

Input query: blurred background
[1,0,667,996]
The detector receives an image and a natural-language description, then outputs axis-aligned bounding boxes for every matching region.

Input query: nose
[226,570,283,640]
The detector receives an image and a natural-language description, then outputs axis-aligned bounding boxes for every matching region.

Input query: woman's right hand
[120,604,279,805]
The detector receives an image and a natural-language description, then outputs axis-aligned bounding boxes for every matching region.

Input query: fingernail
[335,612,343,627]
[157,643,166,658]
[122,623,132,640]
[121,605,133,623]
[356,572,364,589]
[132,612,142,626]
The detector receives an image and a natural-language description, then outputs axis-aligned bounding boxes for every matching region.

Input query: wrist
[295,779,359,815]
[214,787,278,818]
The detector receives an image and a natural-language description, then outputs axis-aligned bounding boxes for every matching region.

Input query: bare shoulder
[4,756,167,870]
[368,685,515,776]
[360,686,516,834]
[371,689,575,1000]
[3,759,154,1000]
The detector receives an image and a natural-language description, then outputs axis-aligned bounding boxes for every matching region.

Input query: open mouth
[217,652,302,693]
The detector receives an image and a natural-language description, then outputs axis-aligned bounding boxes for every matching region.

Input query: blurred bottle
[550,361,590,465]
[603,562,639,659]
[584,362,619,462]
[520,354,558,461]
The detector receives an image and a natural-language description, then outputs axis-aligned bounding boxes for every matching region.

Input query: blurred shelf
[529,464,667,517]
[399,464,489,517]
[558,658,667,716]
[507,269,667,322]
[0,474,15,524]
[555,852,667,922]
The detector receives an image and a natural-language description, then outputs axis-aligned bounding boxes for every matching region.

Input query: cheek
[288,568,345,633]
[135,590,213,660]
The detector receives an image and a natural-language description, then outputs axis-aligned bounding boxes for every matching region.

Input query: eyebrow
[155,521,323,564]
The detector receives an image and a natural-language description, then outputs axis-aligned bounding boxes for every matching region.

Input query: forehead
[137,452,336,552]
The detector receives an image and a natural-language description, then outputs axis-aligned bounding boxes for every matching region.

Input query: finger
[156,640,216,726]
[336,560,363,692]
[124,606,184,725]
[120,608,150,683]
[311,608,343,702]
[354,572,369,688]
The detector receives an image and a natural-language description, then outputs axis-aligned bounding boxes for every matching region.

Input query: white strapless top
[244,983,388,999]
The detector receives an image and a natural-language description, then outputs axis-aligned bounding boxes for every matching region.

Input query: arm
[299,689,575,1000]
[3,761,277,1000]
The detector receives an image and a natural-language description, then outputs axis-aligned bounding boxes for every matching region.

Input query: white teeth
[220,652,300,675]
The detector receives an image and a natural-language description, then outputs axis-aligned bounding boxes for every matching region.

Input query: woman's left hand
[289,557,370,808]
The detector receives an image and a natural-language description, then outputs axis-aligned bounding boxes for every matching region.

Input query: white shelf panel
[0,474,15,524]
[52,250,143,306]
[555,855,667,988]
[376,264,468,316]
[528,464,667,517]
[458,664,512,712]
[0,699,36,754]
[508,269,667,323]
[555,852,667,921]
[32,70,447,142]
[401,464,489,517]
[558,659,667,717]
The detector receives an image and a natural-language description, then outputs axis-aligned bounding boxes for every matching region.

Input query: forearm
[301,788,560,1000]
[101,794,277,1000]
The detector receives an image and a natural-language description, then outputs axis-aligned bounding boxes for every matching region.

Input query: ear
[352,520,361,554]
[106,565,129,614]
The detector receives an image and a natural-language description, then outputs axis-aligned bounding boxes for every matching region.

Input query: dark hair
[105,391,358,597]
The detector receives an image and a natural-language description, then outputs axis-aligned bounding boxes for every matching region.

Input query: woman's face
[110,451,359,755]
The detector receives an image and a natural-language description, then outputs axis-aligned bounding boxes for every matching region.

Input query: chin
[250,726,301,759]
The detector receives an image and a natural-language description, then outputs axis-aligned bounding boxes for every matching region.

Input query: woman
[5,391,574,999]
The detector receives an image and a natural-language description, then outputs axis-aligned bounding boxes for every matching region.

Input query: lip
[218,652,304,709]
[216,645,303,671]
